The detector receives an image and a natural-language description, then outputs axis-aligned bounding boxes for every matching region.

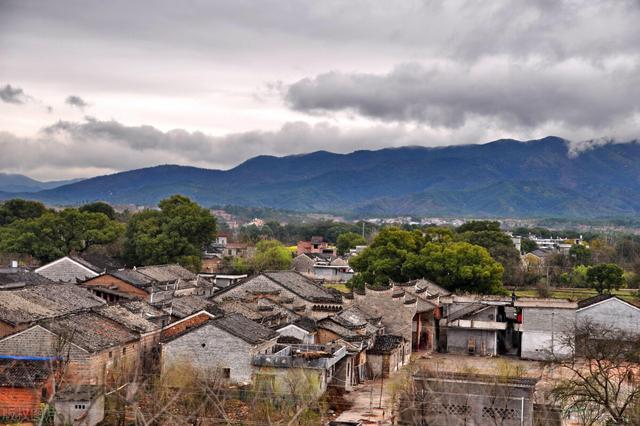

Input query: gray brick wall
[161,323,276,384]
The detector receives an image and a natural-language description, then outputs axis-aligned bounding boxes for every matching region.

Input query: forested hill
[3,136,640,218]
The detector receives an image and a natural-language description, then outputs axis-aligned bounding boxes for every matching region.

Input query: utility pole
[362,221,365,239]
[379,373,384,409]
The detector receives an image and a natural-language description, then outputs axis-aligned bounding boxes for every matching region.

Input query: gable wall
[36,259,98,283]
[161,323,274,384]
[577,298,640,335]
[83,275,149,300]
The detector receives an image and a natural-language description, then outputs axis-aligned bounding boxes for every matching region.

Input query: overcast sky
[1,0,639,180]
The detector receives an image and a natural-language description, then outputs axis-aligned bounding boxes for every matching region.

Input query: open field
[514,287,639,303]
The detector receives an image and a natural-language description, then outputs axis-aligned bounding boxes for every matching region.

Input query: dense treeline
[2,197,640,293]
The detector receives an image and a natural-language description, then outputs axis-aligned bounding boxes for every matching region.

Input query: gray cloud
[65,95,88,108]
[1,116,638,180]
[0,84,28,104]
[1,117,491,180]
[287,61,640,132]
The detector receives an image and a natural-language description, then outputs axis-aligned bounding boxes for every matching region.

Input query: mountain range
[1,136,639,218]
[0,173,84,193]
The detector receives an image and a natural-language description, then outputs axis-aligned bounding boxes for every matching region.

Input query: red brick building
[0,356,54,422]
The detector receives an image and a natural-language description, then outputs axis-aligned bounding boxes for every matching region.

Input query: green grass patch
[515,287,638,302]
[324,283,350,293]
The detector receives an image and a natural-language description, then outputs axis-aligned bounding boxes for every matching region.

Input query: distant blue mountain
[3,136,640,217]
[0,173,83,193]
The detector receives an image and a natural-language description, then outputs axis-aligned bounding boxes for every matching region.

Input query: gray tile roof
[0,283,105,326]
[94,304,160,334]
[68,256,104,273]
[213,313,278,345]
[136,264,197,282]
[110,269,155,288]
[369,335,405,355]
[0,268,54,288]
[41,312,138,353]
[74,253,124,272]
[317,317,358,338]
[35,257,100,283]
[120,300,168,320]
[263,271,341,303]
[165,295,222,319]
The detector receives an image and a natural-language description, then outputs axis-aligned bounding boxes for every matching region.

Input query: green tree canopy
[349,227,505,294]
[457,220,501,233]
[569,243,592,265]
[251,239,293,273]
[0,199,47,226]
[587,263,625,294]
[124,195,216,272]
[336,232,366,255]
[520,238,537,254]
[0,209,123,263]
[455,228,520,286]
[79,201,116,220]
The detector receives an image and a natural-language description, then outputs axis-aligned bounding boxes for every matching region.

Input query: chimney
[10,260,18,268]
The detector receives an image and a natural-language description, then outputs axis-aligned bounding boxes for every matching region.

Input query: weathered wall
[0,326,141,385]
[161,323,275,384]
[54,394,105,426]
[446,328,497,356]
[520,307,575,360]
[577,298,640,335]
[82,275,149,300]
[277,324,314,344]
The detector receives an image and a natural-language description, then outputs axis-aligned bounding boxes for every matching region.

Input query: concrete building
[440,295,520,357]
[252,343,347,394]
[516,298,577,361]
[53,385,104,426]
[576,294,640,336]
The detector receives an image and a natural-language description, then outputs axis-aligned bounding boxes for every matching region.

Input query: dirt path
[332,379,394,425]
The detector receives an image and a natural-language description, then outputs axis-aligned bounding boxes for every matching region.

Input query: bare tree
[546,321,640,425]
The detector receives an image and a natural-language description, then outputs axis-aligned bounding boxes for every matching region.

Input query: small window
[201,343,206,348]
[222,368,231,378]
[109,351,112,358]
[123,347,127,355]
[41,387,47,399]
